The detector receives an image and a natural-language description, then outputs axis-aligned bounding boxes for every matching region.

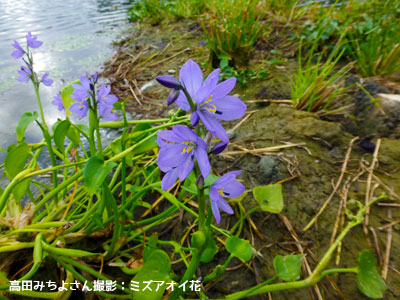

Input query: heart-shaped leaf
[357,250,386,299]
[273,254,303,281]
[61,80,80,117]
[131,249,171,300]
[253,184,284,213]
[5,142,30,180]
[200,234,218,263]
[53,119,71,154]
[225,236,252,261]
[84,156,117,195]
[16,111,38,143]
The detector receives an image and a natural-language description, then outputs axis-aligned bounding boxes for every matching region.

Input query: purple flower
[98,101,118,121]
[211,142,227,155]
[41,72,53,86]
[97,84,118,121]
[11,40,24,59]
[69,99,89,118]
[17,66,32,83]
[157,125,210,190]
[97,84,118,106]
[209,170,244,224]
[175,60,247,143]
[72,76,92,102]
[156,75,181,89]
[52,92,65,112]
[26,32,42,48]
[167,89,180,105]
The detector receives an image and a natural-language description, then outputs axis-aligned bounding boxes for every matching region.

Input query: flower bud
[195,174,204,187]
[211,142,227,154]
[156,75,181,89]
[167,88,180,105]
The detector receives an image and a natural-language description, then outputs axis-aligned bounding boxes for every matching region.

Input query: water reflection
[0,0,130,161]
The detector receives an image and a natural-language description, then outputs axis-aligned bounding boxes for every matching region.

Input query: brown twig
[382,209,392,280]
[304,137,359,231]
[370,227,383,267]
[279,215,323,300]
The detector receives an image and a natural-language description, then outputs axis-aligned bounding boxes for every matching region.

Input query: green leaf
[225,236,252,261]
[131,250,171,300]
[0,147,5,152]
[273,255,303,281]
[84,156,117,195]
[61,80,80,117]
[53,120,71,154]
[76,124,89,136]
[357,250,386,299]
[16,112,38,143]
[204,174,219,187]
[5,142,30,180]
[132,135,157,155]
[66,126,81,147]
[13,179,30,201]
[155,188,180,209]
[253,184,284,213]
[200,234,218,263]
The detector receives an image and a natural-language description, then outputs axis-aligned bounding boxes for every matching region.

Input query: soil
[102,19,400,300]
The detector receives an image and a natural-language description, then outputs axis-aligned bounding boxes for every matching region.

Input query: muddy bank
[102,19,400,300]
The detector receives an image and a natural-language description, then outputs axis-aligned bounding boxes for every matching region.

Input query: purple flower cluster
[67,73,118,121]
[156,60,247,224]
[11,32,53,87]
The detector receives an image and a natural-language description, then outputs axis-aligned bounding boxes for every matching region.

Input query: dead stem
[304,137,359,232]
[279,215,323,300]
[382,209,392,280]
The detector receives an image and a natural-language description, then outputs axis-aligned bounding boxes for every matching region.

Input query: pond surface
[0,0,131,162]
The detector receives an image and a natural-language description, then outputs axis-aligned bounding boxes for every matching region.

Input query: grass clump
[291,41,353,115]
[128,0,167,25]
[346,14,400,77]
[201,0,263,67]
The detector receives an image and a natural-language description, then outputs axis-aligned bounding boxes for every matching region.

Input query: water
[0,0,131,162]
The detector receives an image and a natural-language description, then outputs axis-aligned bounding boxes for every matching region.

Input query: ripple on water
[0,0,130,158]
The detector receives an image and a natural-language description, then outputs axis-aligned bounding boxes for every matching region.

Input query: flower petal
[217,197,234,214]
[194,147,210,178]
[179,60,203,97]
[175,90,191,111]
[211,77,236,99]
[161,167,179,190]
[157,130,182,143]
[195,68,220,104]
[178,155,195,181]
[211,96,246,121]
[172,125,198,142]
[223,180,245,199]
[157,146,187,171]
[190,111,200,126]
[198,111,229,143]
[210,192,221,224]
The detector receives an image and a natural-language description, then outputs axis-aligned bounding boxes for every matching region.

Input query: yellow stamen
[218,188,225,196]
[204,95,213,104]
[208,104,217,113]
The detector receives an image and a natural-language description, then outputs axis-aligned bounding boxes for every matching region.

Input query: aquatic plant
[0,31,388,300]
[201,0,263,67]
